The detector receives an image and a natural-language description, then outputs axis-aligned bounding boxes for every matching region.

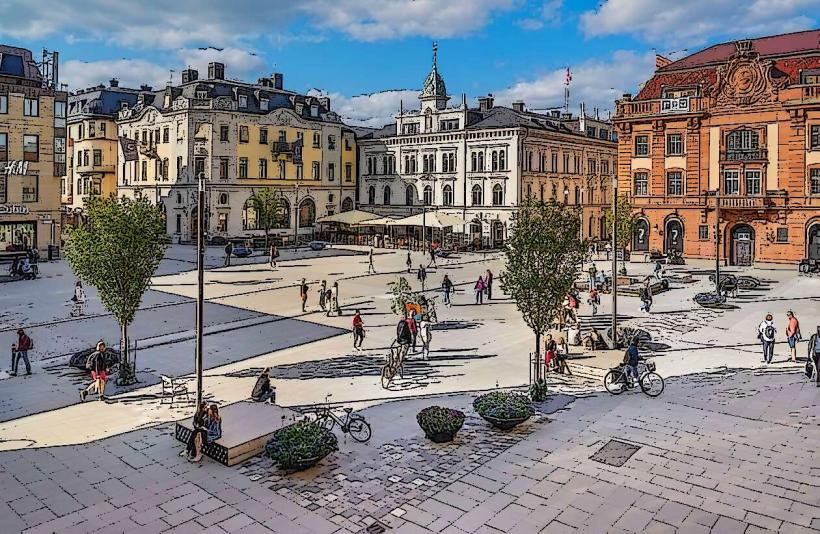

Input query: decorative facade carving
[212,97,234,110]
[709,40,788,107]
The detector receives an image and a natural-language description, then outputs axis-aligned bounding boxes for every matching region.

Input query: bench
[174,401,299,466]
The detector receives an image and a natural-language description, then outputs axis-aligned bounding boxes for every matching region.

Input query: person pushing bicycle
[396,311,413,360]
[623,339,640,387]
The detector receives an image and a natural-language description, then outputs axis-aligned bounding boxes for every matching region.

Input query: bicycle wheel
[640,372,665,397]
[317,414,336,431]
[604,370,625,395]
[347,415,372,442]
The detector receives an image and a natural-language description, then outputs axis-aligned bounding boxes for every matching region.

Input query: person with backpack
[10,328,32,376]
[639,278,653,313]
[417,265,427,290]
[318,280,327,312]
[299,278,309,312]
[474,276,486,305]
[80,341,109,401]
[395,312,413,361]
[406,250,412,273]
[224,242,233,267]
[785,310,801,363]
[758,313,776,364]
[441,275,453,308]
[269,244,279,269]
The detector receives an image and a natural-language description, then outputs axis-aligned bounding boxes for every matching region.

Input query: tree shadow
[432,320,480,331]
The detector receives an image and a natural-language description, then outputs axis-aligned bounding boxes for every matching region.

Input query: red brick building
[613,29,820,265]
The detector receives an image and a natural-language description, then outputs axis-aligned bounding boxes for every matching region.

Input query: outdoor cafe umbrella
[316,209,381,226]
[389,212,468,228]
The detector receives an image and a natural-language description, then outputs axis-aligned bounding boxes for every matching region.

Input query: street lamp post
[610,175,618,349]
[195,173,205,407]
[714,188,721,293]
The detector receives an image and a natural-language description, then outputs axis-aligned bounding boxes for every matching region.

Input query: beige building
[0,45,66,252]
[116,63,357,244]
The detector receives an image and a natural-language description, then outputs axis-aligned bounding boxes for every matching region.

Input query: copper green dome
[420,43,447,99]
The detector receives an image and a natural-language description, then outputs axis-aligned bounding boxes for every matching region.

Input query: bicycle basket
[646,360,656,372]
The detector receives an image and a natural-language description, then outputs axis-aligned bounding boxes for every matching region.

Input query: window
[383,186,391,205]
[239,126,249,143]
[238,95,248,108]
[666,134,683,155]
[551,184,557,198]
[312,161,320,180]
[563,153,570,172]
[551,153,558,172]
[161,159,169,181]
[368,186,376,205]
[176,156,183,179]
[402,123,419,135]
[443,184,453,206]
[260,98,269,111]
[724,169,740,195]
[23,135,39,162]
[478,152,483,171]
[633,172,648,196]
[776,227,789,243]
[439,119,459,131]
[238,158,248,178]
[0,95,6,114]
[471,152,477,171]
[499,151,506,171]
[296,165,303,180]
[328,163,335,181]
[83,150,89,166]
[259,158,268,179]
[423,185,433,205]
[810,125,820,149]
[492,184,503,206]
[442,153,456,172]
[78,123,84,139]
[313,132,321,148]
[259,128,268,144]
[220,125,229,142]
[278,160,285,179]
[588,159,597,174]
[194,157,205,179]
[810,168,820,195]
[93,149,102,166]
[635,135,649,156]
[219,158,228,179]
[405,185,415,206]
[472,184,483,205]
[162,127,169,143]
[666,171,683,195]
[745,170,761,196]
[699,225,709,240]
[21,176,38,202]
[0,133,6,161]
[217,213,228,233]
[345,163,352,182]
[602,160,610,175]
[0,176,6,203]
[23,98,39,117]
[727,130,759,151]
[328,135,336,150]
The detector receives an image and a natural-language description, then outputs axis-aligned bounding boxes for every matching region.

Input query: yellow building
[0,45,66,252]
[116,63,357,244]
[63,80,139,226]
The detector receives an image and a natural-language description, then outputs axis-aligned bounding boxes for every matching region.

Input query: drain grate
[365,521,387,534]
[589,439,640,467]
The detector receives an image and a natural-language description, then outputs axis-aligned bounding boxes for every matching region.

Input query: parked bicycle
[381,342,408,389]
[305,394,372,442]
[604,359,664,397]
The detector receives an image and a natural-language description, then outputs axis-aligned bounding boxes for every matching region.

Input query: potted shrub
[265,421,337,472]
[473,391,534,430]
[528,378,549,402]
[417,406,466,443]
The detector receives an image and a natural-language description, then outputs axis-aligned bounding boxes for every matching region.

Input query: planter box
[424,430,457,443]
[481,414,531,431]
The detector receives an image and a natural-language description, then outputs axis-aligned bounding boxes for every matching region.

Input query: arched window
[242,198,259,230]
[422,155,429,173]
[423,185,433,206]
[492,184,503,206]
[382,156,388,175]
[471,152,477,171]
[539,184,544,202]
[443,184,453,206]
[726,129,759,152]
[574,186,580,205]
[298,198,316,227]
[551,184,557,198]
[341,197,353,212]
[478,152,484,170]
[367,186,375,205]
[383,186,392,205]
[491,151,498,171]
[472,184,483,206]
[499,151,506,171]
[277,198,290,228]
[405,185,415,206]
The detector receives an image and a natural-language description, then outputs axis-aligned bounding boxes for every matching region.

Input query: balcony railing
[272,141,292,154]
[615,97,706,119]
[629,192,788,209]
[722,149,767,162]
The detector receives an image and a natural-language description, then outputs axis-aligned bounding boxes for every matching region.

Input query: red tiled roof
[659,29,820,72]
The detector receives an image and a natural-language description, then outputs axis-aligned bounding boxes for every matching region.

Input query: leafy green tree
[247,188,282,250]
[604,194,638,274]
[387,277,423,317]
[65,196,167,384]
[500,199,585,381]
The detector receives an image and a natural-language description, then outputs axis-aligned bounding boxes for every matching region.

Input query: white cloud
[516,0,564,31]
[310,88,420,127]
[580,0,820,46]
[492,50,655,116]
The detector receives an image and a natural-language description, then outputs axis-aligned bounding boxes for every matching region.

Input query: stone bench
[175,401,298,466]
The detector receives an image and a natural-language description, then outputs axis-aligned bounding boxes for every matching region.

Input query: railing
[615,97,706,119]
[629,192,788,209]
[272,141,292,154]
[722,149,767,162]
[629,195,707,207]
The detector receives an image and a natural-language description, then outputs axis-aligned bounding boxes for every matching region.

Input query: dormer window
[239,95,248,108]
[295,103,304,114]
[120,101,129,111]
[195,90,208,99]
[260,98,269,111]
[310,105,319,117]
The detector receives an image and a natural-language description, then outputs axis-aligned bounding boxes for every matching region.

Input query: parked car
[69,347,121,373]
[308,240,328,251]
[232,245,254,258]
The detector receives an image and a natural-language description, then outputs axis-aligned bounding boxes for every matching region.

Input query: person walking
[588,287,600,316]
[427,246,437,268]
[367,247,376,274]
[318,280,327,312]
[224,242,233,267]
[417,265,427,290]
[418,314,432,359]
[441,274,453,308]
[474,276,486,305]
[587,263,597,291]
[544,334,557,374]
[395,311,413,362]
[269,244,278,269]
[406,250,412,273]
[352,310,365,351]
[758,313,776,364]
[639,278,653,313]
[785,310,801,363]
[331,281,341,316]
[654,260,663,280]
[407,311,419,353]
[299,278,309,312]
[71,280,87,317]
[604,242,612,261]
[485,269,494,300]
[10,328,32,376]
[80,341,109,401]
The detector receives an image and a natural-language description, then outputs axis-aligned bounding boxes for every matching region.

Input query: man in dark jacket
[11,329,32,376]
[808,327,820,387]
[396,313,413,360]
[224,242,233,267]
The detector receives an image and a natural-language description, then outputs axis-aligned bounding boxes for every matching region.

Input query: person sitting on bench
[182,402,208,460]
[251,368,276,403]
[188,404,222,463]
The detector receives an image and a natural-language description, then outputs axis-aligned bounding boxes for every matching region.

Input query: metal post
[714,188,720,293]
[610,175,618,349]
[293,183,299,246]
[422,204,427,252]
[195,173,205,407]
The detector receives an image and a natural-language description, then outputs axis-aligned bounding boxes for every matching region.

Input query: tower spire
[432,41,438,69]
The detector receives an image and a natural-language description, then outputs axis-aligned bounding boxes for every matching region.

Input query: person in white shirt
[71,280,87,317]
[418,315,432,360]
[758,313,776,364]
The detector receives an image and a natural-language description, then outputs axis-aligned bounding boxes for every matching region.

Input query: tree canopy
[248,188,282,248]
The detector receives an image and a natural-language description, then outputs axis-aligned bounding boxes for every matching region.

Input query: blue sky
[1,0,818,126]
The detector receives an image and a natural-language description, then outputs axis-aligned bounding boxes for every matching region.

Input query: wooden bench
[174,401,298,466]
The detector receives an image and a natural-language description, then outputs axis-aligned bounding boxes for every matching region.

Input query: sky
[1,0,818,127]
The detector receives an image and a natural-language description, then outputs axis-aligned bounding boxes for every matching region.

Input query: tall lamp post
[714,188,721,293]
[610,175,618,349]
[195,172,205,407]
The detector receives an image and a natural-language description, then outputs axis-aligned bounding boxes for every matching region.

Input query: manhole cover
[589,439,640,467]
[365,521,387,534]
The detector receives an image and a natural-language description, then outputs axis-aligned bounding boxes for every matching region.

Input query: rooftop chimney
[109,78,119,88]
[477,93,495,112]
[208,62,225,80]
[273,73,283,90]
[257,77,272,87]
[181,68,199,84]
[511,100,525,112]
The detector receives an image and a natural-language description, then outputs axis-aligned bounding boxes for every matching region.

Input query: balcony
[722,149,767,162]
[271,141,292,155]
[615,97,707,120]
[628,191,788,209]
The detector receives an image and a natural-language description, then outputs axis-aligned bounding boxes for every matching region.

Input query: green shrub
[417,406,466,437]
[265,421,337,470]
[528,379,549,402]
[473,391,534,420]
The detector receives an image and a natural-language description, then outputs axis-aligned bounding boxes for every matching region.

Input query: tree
[500,198,585,382]
[604,194,638,274]
[247,188,281,250]
[387,277,421,317]
[65,196,167,385]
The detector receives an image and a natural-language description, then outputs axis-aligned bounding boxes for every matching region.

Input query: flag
[292,136,303,165]
[119,136,138,161]
[565,67,572,86]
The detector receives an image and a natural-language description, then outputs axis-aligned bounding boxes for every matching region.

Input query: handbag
[805,359,814,379]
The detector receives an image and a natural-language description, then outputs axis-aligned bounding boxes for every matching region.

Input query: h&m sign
[1,161,30,176]
[0,204,30,215]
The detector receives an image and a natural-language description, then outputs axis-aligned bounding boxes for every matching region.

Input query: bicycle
[604,359,664,397]
[381,343,408,389]
[306,394,372,442]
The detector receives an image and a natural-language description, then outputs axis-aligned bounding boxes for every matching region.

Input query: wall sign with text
[0,204,31,215]
[1,161,30,176]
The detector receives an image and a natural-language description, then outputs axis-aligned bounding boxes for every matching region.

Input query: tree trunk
[264,229,270,252]
[534,331,542,381]
[121,322,129,366]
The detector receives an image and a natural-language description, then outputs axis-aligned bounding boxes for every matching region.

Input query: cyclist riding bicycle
[623,339,640,387]
[396,312,413,358]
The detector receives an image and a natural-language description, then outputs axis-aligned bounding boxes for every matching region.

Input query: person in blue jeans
[624,340,640,387]
[758,314,776,364]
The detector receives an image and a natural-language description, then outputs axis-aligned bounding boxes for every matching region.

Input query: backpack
[85,351,98,370]
[765,325,775,339]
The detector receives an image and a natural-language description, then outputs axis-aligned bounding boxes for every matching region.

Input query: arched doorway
[277,198,291,228]
[298,198,316,227]
[633,219,649,252]
[469,219,482,248]
[341,197,353,212]
[808,222,820,261]
[491,221,505,248]
[731,224,754,266]
[665,219,684,254]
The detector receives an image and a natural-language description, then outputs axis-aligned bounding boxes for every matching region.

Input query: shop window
[699,225,708,240]
[776,227,788,243]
